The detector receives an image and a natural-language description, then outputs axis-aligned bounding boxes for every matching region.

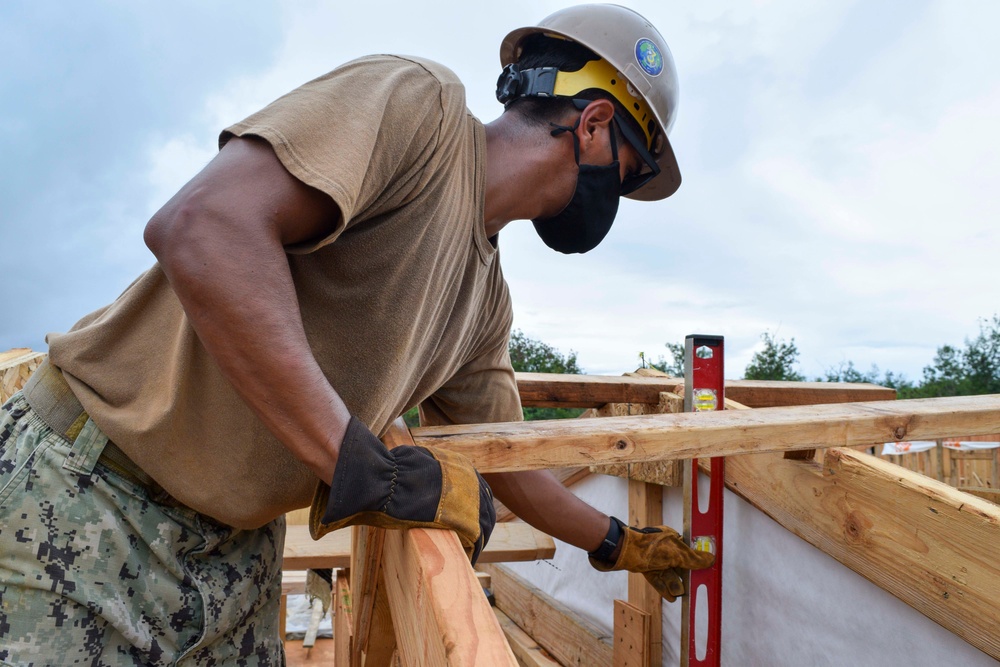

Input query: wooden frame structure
[3,351,999,664]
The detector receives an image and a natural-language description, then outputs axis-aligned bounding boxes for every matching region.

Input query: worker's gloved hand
[309,416,495,564]
[588,517,714,602]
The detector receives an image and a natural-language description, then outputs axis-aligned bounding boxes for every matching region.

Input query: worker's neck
[482,113,575,238]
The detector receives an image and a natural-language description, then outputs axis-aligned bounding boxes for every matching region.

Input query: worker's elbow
[143,197,203,263]
[143,211,168,258]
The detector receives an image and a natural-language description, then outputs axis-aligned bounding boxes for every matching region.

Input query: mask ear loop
[548,117,582,164]
[608,118,620,162]
[549,114,620,166]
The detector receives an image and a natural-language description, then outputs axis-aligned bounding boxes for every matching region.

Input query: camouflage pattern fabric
[0,392,286,666]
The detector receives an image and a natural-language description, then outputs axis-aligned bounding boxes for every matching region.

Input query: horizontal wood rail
[515,372,895,408]
[282,522,555,570]
[412,394,1000,473]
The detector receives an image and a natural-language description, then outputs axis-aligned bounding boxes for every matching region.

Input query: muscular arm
[483,470,609,552]
[144,136,349,484]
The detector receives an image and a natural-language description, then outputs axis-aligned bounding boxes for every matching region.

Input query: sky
[2,0,998,382]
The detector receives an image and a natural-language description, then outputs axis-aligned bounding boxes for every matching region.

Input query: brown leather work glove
[588,517,715,602]
[309,416,495,563]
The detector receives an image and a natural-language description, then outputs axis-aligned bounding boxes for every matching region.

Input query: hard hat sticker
[635,38,663,77]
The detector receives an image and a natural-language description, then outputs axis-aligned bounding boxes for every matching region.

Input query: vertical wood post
[335,569,354,665]
[628,480,663,666]
[350,526,396,666]
[614,599,651,667]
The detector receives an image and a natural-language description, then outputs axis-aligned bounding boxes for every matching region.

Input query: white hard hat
[500,4,681,200]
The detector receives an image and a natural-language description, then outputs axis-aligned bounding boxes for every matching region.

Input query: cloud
[2,0,998,385]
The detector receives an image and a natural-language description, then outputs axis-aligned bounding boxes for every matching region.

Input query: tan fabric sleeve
[219,55,446,253]
[419,333,524,428]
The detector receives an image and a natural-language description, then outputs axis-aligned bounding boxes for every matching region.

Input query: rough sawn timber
[515,372,895,408]
[0,349,46,403]
[493,608,562,667]
[727,447,1000,660]
[479,563,614,667]
[720,398,1000,660]
[283,522,555,570]
[379,421,518,666]
[411,395,1000,472]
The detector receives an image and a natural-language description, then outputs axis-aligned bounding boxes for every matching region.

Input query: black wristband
[588,516,625,564]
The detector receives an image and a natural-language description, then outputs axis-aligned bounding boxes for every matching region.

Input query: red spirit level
[682,334,724,667]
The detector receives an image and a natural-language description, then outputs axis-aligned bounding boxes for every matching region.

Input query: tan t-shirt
[48,55,523,529]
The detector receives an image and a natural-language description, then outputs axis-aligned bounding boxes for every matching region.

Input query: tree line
[733,315,1000,400]
[405,317,1000,424]
[508,316,1000,419]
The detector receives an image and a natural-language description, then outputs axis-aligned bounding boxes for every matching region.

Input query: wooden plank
[380,420,517,667]
[718,403,1000,659]
[515,372,895,408]
[593,459,684,486]
[0,349,45,403]
[721,397,1000,657]
[335,569,354,666]
[627,480,662,667]
[283,522,555,570]
[960,487,1000,504]
[351,422,406,667]
[382,528,517,666]
[284,527,352,570]
[281,570,308,596]
[412,395,1000,473]
[0,348,43,367]
[591,392,683,486]
[480,563,613,667]
[477,522,556,562]
[493,608,562,667]
[279,594,287,641]
[613,600,650,667]
[350,525,395,667]
[730,448,1000,659]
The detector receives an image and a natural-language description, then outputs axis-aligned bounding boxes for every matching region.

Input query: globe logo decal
[635,38,663,77]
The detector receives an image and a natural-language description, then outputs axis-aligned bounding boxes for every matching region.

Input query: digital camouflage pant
[0,392,286,666]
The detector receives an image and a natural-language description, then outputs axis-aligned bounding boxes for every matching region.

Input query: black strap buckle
[496,64,560,105]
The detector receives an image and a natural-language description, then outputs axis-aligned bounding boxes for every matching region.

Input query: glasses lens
[621,170,656,196]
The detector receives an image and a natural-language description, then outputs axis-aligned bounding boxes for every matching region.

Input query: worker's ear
[576,98,616,152]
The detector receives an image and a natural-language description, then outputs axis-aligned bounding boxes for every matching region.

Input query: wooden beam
[379,421,517,666]
[720,400,1000,659]
[350,525,395,667]
[283,522,555,570]
[0,349,45,403]
[728,448,1000,659]
[382,525,517,665]
[335,569,354,666]
[959,487,1000,504]
[480,563,614,667]
[590,392,684,487]
[285,526,352,570]
[627,480,662,666]
[493,609,562,667]
[515,372,895,408]
[613,599,651,667]
[411,395,1000,472]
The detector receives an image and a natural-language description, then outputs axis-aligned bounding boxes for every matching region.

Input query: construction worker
[0,4,712,664]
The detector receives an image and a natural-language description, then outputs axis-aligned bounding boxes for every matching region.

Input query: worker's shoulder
[352,54,464,85]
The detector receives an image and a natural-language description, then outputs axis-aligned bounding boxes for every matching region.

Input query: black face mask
[532,119,622,254]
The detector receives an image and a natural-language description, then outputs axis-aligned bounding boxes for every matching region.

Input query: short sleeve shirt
[48,56,523,528]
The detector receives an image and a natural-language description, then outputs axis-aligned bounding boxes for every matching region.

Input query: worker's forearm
[147,205,348,485]
[482,469,609,552]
